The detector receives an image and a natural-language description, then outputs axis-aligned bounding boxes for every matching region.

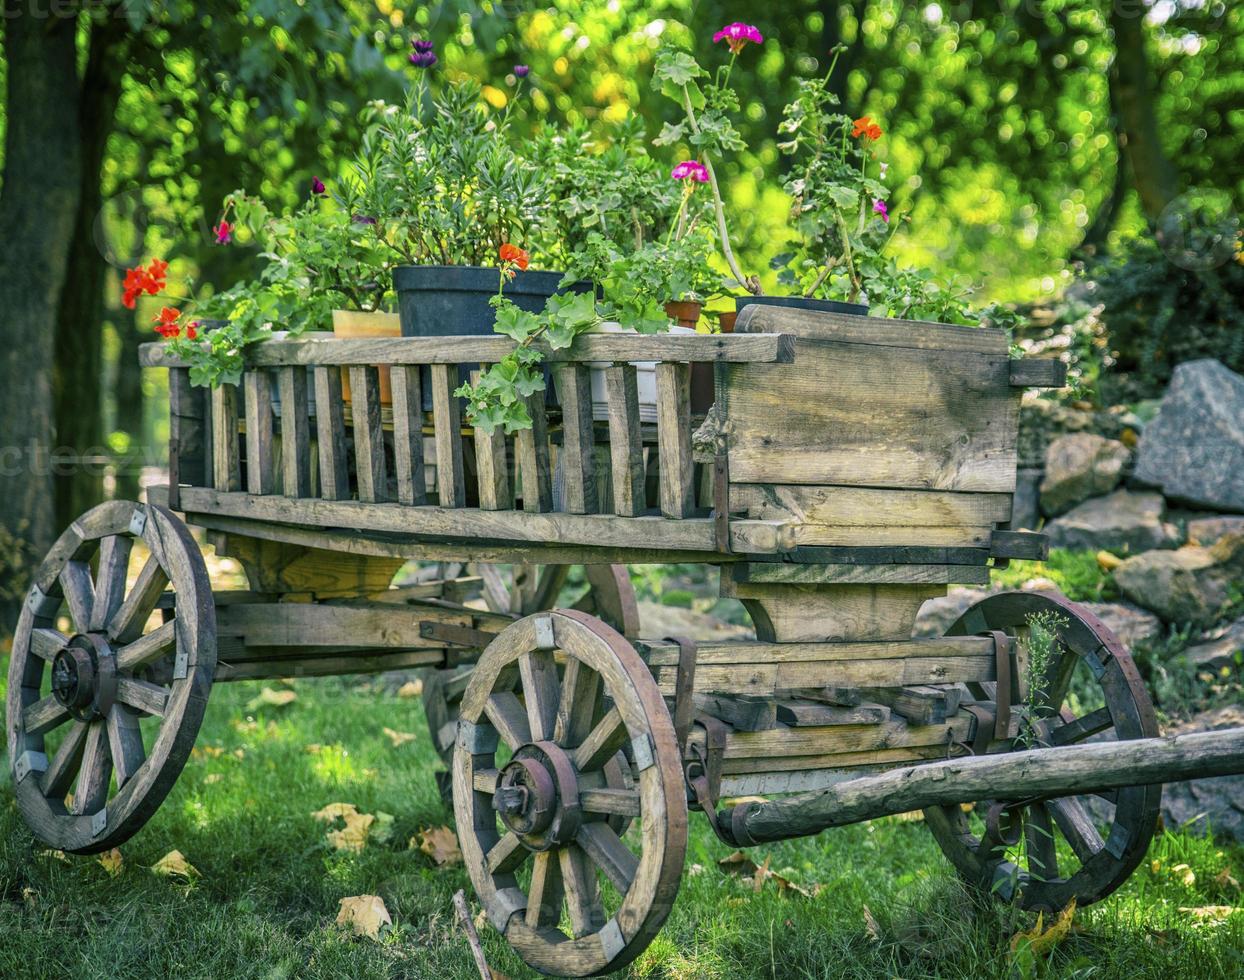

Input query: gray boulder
[1134,359,1244,512]
[1011,468,1043,532]
[1186,515,1244,547]
[1040,434,1130,515]
[1113,532,1244,627]
[912,588,993,638]
[1183,616,1244,672]
[1079,601,1164,650]
[1161,707,1244,844]
[1044,490,1180,555]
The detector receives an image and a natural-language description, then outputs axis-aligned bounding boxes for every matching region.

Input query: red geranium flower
[852,115,882,140]
[153,306,182,339]
[499,243,530,271]
[146,258,169,294]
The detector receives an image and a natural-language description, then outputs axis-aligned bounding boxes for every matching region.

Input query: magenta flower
[671,160,709,183]
[514,64,530,78]
[712,22,764,55]
[872,198,890,223]
[215,221,233,245]
[311,176,326,196]
[352,214,378,226]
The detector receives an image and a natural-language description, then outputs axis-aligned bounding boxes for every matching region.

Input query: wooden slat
[349,366,387,503]
[990,529,1049,561]
[430,364,465,508]
[168,368,206,506]
[653,656,996,697]
[638,636,995,667]
[734,304,1008,354]
[214,648,444,682]
[313,367,350,500]
[734,562,992,586]
[655,362,693,518]
[605,364,645,516]
[278,367,312,498]
[685,714,974,762]
[516,392,552,513]
[141,332,797,367]
[1009,358,1067,388]
[472,368,511,511]
[391,365,427,506]
[211,383,241,491]
[216,600,474,648]
[243,371,276,494]
[553,364,596,514]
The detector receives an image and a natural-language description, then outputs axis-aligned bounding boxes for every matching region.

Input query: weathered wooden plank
[655,362,693,519]
[430,364,465,508]
[390,365,427,506]
[516,391,553,513]
[216,600,474,648]
[605,364,645,516]
[313,367,350,501]
[211,383,241,491]
[694,693,777,731]
[168,368,206,506]
[470,367,510,511]
[685,714,973,761]
[638,636,995,667]
[553,364,596,514]
[775,699,890,726]
[990,529,1049,561]
[349,366,387,503]
[855,685,962,725]
[734,304,1008,354]
[140,332,796,368]
[215,647,444,682]
[278,367,311,498]
[735,562,992,586]
[1009,358,1067,388]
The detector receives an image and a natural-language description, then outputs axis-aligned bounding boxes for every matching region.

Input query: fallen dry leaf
[1171,863,1197,887]
[151,850,199,879]
[98,849,123,877]
[1213,868,1240,893]
[336,894,391,940]
[204,773,224,785]
[246,687,297,711]
[1179,905,1240,923]
[312,802,376,853]
[1096,550,1123,572]
[397,679,423,698]
[383,726,417,747]
[39,849,69,863]
[412,826,463,867]
[1009,899,1076,963]
[717,850,816,898]
[862,904,881,942]
[305,743,323,754]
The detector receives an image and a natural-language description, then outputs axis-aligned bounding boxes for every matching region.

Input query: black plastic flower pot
[735,295,869,320]
[393,265,590,406]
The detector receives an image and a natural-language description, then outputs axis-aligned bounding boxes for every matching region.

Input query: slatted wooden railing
[141,332,796,557]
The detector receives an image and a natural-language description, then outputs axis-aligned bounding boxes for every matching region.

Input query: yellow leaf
[1096,550,1123,572]
[312,802,377,852]
[246,687,297,711]
[383,726,417,748]
[411,826,463,867]
[39,849,69,863]
[313,802,360,822]
[1172,863,1197,887]
[397,679,422,698]
[204,773,224,785]
[336,894,392,940]
[1010,900,1075,961]
[1179,905,1240,923]
[151,850,199,879]
[98,849,123,877]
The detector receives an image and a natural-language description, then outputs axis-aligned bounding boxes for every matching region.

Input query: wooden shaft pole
[728,728,1244,845]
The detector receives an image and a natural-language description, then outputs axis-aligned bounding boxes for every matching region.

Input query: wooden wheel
[924,591,1160,911]
[6,501,216,854]
[454,609,686,977]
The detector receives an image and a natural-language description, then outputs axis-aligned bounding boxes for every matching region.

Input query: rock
[1160,707,1244,844]
[1186,515,1244,547]
[1080,601,1164,649]
[1039,434,1131,516]
[912,588,994,638]
[636,601,753,642]
[1183,616,1244,672]
[1134,359,1244,513]
[1113,532,1244,627]
[1044,490,1181,555]
[1012,468,1043,532]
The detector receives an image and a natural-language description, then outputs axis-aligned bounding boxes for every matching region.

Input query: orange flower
[852,115,882,140]
[153,306,182,339]
[146,258,169,294]
[499,243,530,271]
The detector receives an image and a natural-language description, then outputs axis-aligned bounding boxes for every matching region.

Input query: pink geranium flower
[671,160,709,183]
[872,199,890,223]
[215,221,233,245]
[713,22,764,55]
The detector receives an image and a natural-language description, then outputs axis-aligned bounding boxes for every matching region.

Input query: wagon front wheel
[454,609,686,977]
[924,591,1160,911]
[6,501,216,854]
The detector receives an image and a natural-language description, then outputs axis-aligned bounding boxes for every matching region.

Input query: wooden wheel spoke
[60,561,96,633]
[486,692,533,750]
[72,721,113,815]
[1049,706,1114,746]
[528,565,570,616]
[108,556,170,644]
[473,768,500,794]
[479,564,512,614]
[89,534,133,632]
[1041,649,1078,716]
[487,831,530,875]
[40,720,89,798]
[115,677,170,718]
[577,822,638,896]
[1046,796,1105,865]
[559,844,606,939]
[1023,804,1058,883]
[572,706,628,773]
[115,619,177,672]
[525,850,566,930]
[107,704,146,789]
[579,788,641,818]
[554,657,601,748]
[519,650,560,743]
[23,696,71,736]
[29,628,68,662]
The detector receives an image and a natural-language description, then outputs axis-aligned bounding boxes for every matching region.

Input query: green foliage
[990,550,1119,603]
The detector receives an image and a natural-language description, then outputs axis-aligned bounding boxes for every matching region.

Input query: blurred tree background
[0,0,1240,628]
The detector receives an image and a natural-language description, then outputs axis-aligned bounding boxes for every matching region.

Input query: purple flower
[412,39,434,53]
[352,214,378,225]
[712,22,764,55]
[410,50,438,68]
[872,198,889,223]
[310,176,326,196]
[671,160,710,183]
[215,220,233,245]
[514,64,530,78]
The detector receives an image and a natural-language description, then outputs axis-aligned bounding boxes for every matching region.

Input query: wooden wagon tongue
[718,727,1244,847]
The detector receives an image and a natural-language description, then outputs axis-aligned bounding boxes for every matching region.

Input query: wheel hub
[50,634,116,721]
[495,741,582,850]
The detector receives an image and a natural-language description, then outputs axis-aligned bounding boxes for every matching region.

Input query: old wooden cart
[9,306,1244,976]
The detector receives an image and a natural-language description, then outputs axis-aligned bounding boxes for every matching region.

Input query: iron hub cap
[50,634,116,721]
[494,741,582,851]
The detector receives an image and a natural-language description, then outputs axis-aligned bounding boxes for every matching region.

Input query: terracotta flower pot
[332,309,401,405]
[717,311,737,333]
[664,299,703,329]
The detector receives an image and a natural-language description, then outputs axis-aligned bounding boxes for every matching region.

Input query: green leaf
[652,122,687,147]
[653,49,706,87]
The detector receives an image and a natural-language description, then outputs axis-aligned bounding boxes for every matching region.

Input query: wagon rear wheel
[924,591,1160,911]
[454,609,686,977]
[6,501,216,854]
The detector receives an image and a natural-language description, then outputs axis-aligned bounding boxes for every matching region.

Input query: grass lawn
[2,659,1241,980]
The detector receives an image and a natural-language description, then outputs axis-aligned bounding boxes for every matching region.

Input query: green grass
[2,663,1242,979]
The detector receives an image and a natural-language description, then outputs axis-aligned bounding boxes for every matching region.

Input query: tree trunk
[1110,7,1178,223]
[113,304,147,502]
[53,22,129,530]
[0,6,84,629]
[1078,81,1129,257]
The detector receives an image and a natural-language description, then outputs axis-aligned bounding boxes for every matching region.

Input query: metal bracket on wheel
[15,750,48,783]
[128,506,148,537]
[630,733,655,773]
[173,645,189,680]
[488,887,528,934]
[25,585,60,621]
[599,918,626,962]
[91,808,108,837]
[1104,822,1131,859]
[459,720,500,755]
[419,621,498,649]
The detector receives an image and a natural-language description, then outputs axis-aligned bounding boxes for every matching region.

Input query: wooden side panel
[349,366,387,503]
[278,367,312,498]
[391,365,427,506]
[430,364,465,508]
[243,371,275,495]
[471,367,510,511]
[168,368,206,506]
[211,383,241,492]
[655,363,693,519]
[313,367,350,501]
[516,392,553,513]
[554,364,596,515]
[605,364,645,516]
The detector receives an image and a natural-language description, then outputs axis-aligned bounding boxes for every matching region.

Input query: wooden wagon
[9,305,1244,977]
